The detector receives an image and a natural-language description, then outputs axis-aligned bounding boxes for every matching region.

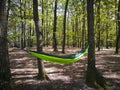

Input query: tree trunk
[41,0,45,46]
[20,0,23,48]
[81,0,85,48]
[72,20,76,47]
[105,9,109,49]
[46,0,49,47]
[23,1,26,48]
[20,0,25,49]
[53,0,58,51]
[62,0,69,53]
[33,0,48,80]
[115,0,120,54]
[106,26,109,49]
[0,0,11,89]
[66,10,70,48]
[96,0,101,51]
[28,23,33,47]
[86,0,107,89]
[75,15,79,47]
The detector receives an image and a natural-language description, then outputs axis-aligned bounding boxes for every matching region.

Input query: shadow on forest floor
[9,47,120,90]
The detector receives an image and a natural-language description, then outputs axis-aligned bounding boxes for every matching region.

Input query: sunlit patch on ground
[104,73,120,79]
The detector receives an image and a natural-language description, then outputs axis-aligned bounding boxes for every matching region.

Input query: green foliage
[7,0,118,48]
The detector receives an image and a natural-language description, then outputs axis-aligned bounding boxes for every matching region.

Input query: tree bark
[0,0,11,89]
[72,20,75,47]
[86,0,107,89]
[23,1,26,48]
[106,26,109,49]
[41,0,45,46]
[115,0,120,54]
[53,0,58,51]
[33,0,48,80]
[96,0,101,51]
[20,0,23,49]
[46,0,49,47]
[81,0,86,48]
[62,0,69,53]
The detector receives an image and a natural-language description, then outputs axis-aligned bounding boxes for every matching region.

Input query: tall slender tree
[81,0,86,48]
[86,0,107,89]
[115,0,120,54]
[105,4,109,49]
[23,0,26,48]
[0,0,11,89]
[62,0,69,53]
[41,0,45,46]
[20,0,24,49]
[53,0,58,51]
[96,0,101,51]
[33,0,48,80]
[46,0,49,47]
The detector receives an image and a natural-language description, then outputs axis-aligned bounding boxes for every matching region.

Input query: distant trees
[7,0,118,50]
[0,0,11,89]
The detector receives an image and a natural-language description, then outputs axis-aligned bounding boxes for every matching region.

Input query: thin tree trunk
[106,26,109,49]
[81,0,86,48]
[96,0,101,51]
[72,20,75,47]
[115,0,120,54]
[23,1,26,48]
[75,15,78,47]
[105,9,109,49]
[33,0,48,80]
[66,10,70,48]
[45,0,48,47]
[62,0,69,53]
[20,0,24,49]
[28,23,32,47]
[81,0,85,48]
[53,0,58,51]
[28,6,33,47]
[41,0,45,46]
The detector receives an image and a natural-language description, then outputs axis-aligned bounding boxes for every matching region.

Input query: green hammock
[28,45,89,64]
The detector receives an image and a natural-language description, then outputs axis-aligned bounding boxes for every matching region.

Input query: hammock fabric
[28,45,89,64]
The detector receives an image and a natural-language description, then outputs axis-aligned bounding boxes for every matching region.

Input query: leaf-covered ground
[9,47,120,90]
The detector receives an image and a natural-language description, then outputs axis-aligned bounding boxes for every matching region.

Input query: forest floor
[9,46,120,90]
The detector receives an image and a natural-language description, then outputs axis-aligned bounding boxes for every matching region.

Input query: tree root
[34,72,50,81]
[86,68,109,90]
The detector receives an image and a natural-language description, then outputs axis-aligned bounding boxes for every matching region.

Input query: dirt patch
[9,47,120,90]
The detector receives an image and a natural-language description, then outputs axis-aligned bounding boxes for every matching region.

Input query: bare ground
[9,47,120,90]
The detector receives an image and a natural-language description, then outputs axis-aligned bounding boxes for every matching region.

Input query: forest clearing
[0,0,120,90]
[9,47,120,90]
